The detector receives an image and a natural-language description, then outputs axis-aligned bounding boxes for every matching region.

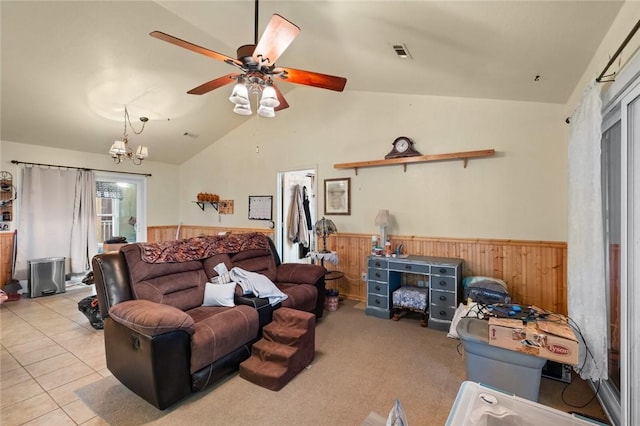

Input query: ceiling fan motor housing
[237,44,257,64]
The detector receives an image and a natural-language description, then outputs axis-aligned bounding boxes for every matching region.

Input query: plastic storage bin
[28,257,66,298]
[446,381,606,425]
[456,318,547,401]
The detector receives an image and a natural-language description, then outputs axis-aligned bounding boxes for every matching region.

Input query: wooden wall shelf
[334,149,495,174]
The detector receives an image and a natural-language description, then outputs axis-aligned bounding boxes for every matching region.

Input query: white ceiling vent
[393,44,412,59]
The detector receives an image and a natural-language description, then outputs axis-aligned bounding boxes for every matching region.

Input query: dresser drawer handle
[375,285,381,291]
[439,280,447,286]
[375,272,381,278]
[439,310,447,317]
[439,295,447,301]
[375,299,381,305]
[439,268,447,274]
[405,265,412,271]
[375,261,381,267]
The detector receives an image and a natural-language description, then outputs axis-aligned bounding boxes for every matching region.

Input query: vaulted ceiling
[1,1,624,164]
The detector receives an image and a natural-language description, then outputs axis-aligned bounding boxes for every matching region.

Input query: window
[600,58,640,425]
[95,173,147,249]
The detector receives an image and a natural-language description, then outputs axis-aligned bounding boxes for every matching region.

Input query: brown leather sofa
[92,232,326,409]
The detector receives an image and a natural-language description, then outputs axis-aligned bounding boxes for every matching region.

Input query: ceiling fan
[150,1,347,116]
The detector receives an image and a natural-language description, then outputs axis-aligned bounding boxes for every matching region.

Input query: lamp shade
[233,104,252,116]
[257,105,275,118]
[135,146,149,159]
[260,84,280,108]
[110,140,126,155]
[229,82,250,105]
[374,209,390,227]
[314,217,337,236]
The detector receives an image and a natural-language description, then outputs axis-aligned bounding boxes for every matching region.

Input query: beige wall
[0,140,180,227]
[179,89,567,241]
[3,2,638,244]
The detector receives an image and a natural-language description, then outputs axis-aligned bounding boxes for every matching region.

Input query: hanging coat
[287,184,308,247]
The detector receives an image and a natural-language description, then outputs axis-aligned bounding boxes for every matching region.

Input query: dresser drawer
[430,290,457,308]
[431,265,456,276]
[431,276,456,292]
[368,268,388,282]
[388,261,429,275]
[429,304,456,321]
[367,294,389,309]
[368,258,388,269]
[368,281,389,296]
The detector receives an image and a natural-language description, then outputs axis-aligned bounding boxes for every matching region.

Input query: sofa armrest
[275,263,326,285]
[109,300,195,337]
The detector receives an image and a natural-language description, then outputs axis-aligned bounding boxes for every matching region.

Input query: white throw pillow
[202,282,236,307]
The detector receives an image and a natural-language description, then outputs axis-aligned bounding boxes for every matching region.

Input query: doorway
[94,172,147,250]
[276,168,316,263]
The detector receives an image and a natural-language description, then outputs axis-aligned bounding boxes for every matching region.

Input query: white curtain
[15,167,97,281]
[70,170,98,273]
[567,81,607,380]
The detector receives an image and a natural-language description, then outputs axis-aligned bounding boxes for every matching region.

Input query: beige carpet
[76,299,606,425]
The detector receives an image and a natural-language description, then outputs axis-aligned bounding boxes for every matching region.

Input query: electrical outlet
[361,272,367,281]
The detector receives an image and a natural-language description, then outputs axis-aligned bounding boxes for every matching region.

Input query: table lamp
[314,217,337,253]
[374,209,390,246]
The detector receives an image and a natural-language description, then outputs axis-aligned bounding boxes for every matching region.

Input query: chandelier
[109,106,149,165]
[228,73,280,118]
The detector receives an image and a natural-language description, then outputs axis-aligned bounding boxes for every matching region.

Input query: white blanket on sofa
[229,267,288,306]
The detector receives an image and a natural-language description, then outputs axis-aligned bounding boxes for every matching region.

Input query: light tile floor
[0,286,110,425]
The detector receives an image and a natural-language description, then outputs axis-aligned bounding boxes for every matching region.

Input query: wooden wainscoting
[325,233,568,315]
[147,225,274,242]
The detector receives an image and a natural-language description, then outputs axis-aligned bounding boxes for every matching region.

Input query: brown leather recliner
[92,233,326,409]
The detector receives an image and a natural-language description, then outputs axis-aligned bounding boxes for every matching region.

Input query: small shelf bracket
[194,201,219,212]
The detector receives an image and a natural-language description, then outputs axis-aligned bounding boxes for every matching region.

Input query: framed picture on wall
[324,178,350,215]
[248,195,273,220]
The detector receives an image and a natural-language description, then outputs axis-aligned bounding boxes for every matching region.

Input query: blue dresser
[365,255,463,331]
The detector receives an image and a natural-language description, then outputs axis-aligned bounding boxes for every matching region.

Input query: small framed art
[324,178,350,215]
[248,195,273,220]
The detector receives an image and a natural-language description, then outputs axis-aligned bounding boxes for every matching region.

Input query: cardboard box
[488,316,579,366]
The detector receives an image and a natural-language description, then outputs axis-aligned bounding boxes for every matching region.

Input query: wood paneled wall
[324,233,569,315]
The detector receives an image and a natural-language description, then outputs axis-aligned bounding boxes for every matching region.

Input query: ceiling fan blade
[150,31,242,66]
[272,84,289,111]
[276,67,347,92]
[187,73,239,95]
[253,14,300,65]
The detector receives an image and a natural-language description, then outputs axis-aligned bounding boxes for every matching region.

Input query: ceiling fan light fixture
[259,84,280,108]
[257,105,275,118]
[229,82,250,105]
[233,103,253,116]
